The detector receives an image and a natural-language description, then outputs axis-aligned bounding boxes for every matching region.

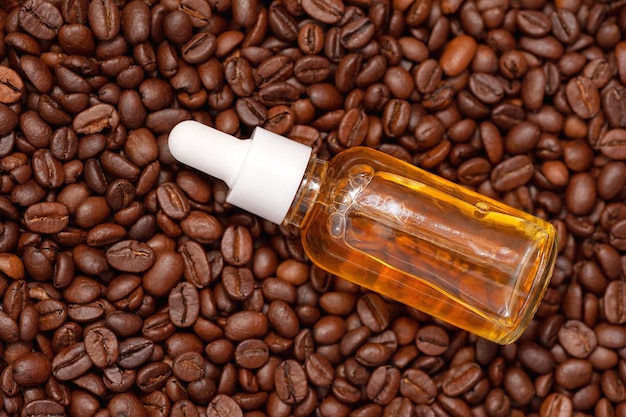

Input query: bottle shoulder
[326,147,412,178]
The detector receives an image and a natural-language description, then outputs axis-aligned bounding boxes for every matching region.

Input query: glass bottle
[168,121,558,344]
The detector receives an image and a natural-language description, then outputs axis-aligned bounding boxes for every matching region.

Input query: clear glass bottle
[169,121,558,344]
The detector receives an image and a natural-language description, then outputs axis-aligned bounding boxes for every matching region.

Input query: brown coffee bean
[298,22,324,55]
[382,99,410,137]
[19,0,63,40]
[469,73,503,104]
[84,326,119,368]
[24,399,66,417]
[225,57,255,97]
[304,352,334,387]
[341,16,375,50]
[136,361,171,393]
[414,59,442,95]
[224,311,268,342]
[88,0,121,41]
[301,0,344,24]
[274,359,308,404]
[338,108,368,148]
[416,325,449,356]
[604,281,626,324]
[106,312,143,338]
[406,0,432,27]
[35,299,67,332]
[72,103,120,135]
[178,240,213,288]
[555,358,592,390]
[550,9,579,44]
[439,35,477,77]
[398,368,435,404]
[221,224,253,266]
[565,172,596,216]
[172,351,206,382]
[168,281,200,328]
[12,351,51,387]
[516,342,554,374]
[490,155,534,192]
[268,300,299,339]
[52,342,93,381]
[0,67,24,104]
[23,202,69,234]
[207,395,243,417]
[441,362,483,397]
[106,240,156,273]
[181,211,223,244]
[234,339,269,369]
[557,320,597,358]
[565,76,600,119]
[598,129,626,160]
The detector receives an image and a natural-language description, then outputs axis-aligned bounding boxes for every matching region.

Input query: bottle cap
[168,121,312,224]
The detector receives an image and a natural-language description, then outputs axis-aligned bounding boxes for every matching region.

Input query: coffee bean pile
[1,0,626,416]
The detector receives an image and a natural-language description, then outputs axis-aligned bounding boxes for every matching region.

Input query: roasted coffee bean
[12,351,51,386]
[298,22,324,55]
[36,299,67,332]
[88,0,121,40]
[106,240,155,273]
[136,361,171,393]
[24,399,66,417]
[172,351,205,382]
[32,149,64,188]
[23,202,69,234]
[441,362,482,397]
[416,325,449,356]
[267,3,297,42]
[72,103,120,135]
[224,311,268,342]
[301,0,344,24]
[604,281,626,324]
[106,311,143,338]
[19,0,63,40]
[108,393,147,417]
[207,395,243,417]
[84,326,119,368]
[225,57,255,97]
[0,67,24,104]
[557,320,597,358]
[181,210,223,244]
[550,9,579,44]
[169,281,200,328]
[566,76,600,119]
[142,250,184,297]
[469,73,503,104]
[439,35,477,77]
[515,10,551,36]
[234,339,269,369]
[340,17,375,50]
[235,97,267,126]
[295,55,332,84]
[117,337,153,368]
[414,59,442,95]
[490,155,534,192]
[274,359,308,404]
[179,240,213,288]
[52,342,92,381]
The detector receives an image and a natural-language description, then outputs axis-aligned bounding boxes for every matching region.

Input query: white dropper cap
[168,121,313,224]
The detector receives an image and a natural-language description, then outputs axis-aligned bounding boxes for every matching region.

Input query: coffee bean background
[1,0,626,416]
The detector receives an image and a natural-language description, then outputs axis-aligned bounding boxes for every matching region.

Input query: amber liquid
[295,149,557,344]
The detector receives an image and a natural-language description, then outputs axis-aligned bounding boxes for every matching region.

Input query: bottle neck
[283,155,327,228]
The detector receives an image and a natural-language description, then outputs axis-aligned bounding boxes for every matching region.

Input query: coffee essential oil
[168,120,558,344]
